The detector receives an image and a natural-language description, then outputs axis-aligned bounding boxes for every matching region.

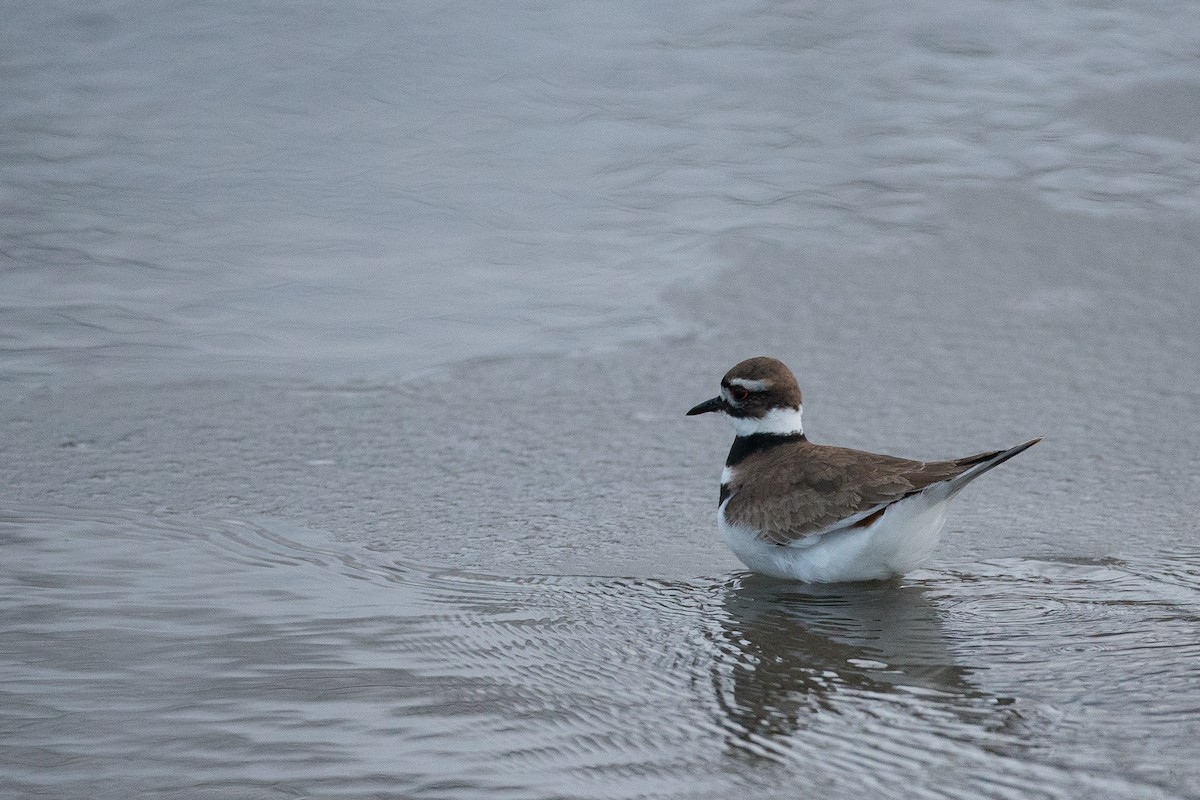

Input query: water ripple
[3,508,1199,799]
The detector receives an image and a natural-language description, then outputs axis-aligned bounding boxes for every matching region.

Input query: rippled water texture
[3,510,1198,799]
[4,0,1200,379]
[3,0,1200,798]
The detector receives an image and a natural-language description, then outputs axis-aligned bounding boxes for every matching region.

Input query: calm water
[3,1,1200,798]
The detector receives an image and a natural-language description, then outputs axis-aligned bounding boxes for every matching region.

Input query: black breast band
[725,433,806,467]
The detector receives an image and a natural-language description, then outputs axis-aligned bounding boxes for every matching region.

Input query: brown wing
[723,440,1003,545]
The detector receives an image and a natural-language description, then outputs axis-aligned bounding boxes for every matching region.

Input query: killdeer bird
[687,357,1040,583]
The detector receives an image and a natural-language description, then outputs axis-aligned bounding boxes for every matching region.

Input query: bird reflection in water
[700,574,1019,759]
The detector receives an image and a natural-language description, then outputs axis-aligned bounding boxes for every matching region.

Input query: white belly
[717,492,950,583]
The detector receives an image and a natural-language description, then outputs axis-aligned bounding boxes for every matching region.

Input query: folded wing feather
[723,441,1005,545]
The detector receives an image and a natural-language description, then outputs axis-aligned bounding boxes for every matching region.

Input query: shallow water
[3,0,1200,798]
[5,0,1200,382]
[3,509,1198,799]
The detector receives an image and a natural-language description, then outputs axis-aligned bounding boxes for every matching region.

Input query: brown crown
[721,357,803,416]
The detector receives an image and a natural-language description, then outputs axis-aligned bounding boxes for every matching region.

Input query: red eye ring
[730,386,750,402]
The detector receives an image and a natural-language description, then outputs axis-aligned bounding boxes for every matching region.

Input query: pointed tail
[946,436,1042,496]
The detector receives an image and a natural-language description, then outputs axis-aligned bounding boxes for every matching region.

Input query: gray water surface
[4,509,1198,799]
[3,1,1200,798]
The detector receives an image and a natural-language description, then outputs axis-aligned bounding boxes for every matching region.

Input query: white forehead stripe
[728,378,770,392]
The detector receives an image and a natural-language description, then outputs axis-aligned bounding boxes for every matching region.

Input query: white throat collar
[729,405,803,437]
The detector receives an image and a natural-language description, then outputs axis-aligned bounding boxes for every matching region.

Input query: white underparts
[729,405,803,437]
[718,490,951,582]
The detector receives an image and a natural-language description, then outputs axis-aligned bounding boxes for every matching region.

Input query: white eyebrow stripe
[728,378,770,392]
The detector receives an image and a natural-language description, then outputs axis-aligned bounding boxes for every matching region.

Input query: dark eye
[730,386,749,402]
